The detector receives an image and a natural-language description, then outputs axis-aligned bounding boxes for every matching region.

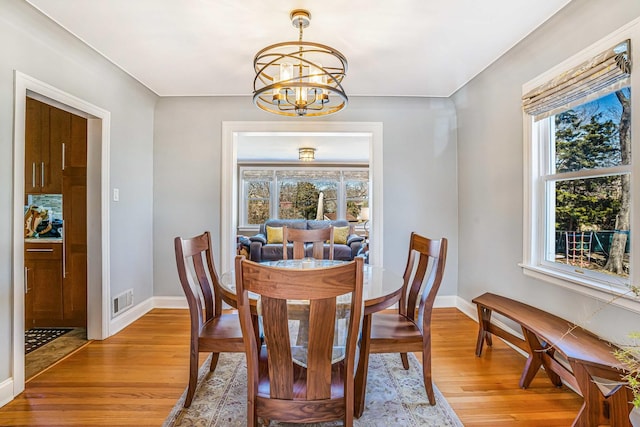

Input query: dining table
[219,257,405,418]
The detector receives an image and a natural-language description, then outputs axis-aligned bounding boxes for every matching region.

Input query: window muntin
[537,89,631,288]
[240,167,369,226]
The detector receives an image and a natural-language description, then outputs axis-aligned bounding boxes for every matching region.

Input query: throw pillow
[333,226,350,245]
[266,226,283,244]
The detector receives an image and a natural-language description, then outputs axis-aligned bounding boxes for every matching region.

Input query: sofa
[248,219,365,262]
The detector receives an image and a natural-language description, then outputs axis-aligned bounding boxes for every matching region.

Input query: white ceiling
[25,0,572,98]
[237,132,370,163]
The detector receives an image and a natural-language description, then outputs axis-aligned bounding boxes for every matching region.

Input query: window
[239,167,369,227]
[523,38,635,297]
[243,170,272,225]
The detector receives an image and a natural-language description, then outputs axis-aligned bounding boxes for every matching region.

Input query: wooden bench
[473,292,632,427]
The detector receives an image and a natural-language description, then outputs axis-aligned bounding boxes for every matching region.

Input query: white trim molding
[12,71,111,399]
[221,121,384,273]
[0,379,13,409]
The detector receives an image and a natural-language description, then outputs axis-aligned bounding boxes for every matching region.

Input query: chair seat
[369,313,423,352]
[199,313,244,352]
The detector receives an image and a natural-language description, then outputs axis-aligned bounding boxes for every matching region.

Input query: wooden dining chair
[282,226,334,260]
[174,231,245,408]
[355,232,447,414]
[235,255,364,427]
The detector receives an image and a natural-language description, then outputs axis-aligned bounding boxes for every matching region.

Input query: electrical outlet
[113,188,119,202]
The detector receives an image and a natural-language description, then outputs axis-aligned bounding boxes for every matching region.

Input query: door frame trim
[221,121,384,272]
[12,71,111,397]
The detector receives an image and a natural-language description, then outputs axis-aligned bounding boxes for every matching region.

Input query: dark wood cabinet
[25,98,87,328]
[62,113,88,326]
[25,243,64,328]
[25,98,64,194]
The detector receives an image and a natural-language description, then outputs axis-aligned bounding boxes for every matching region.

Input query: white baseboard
[109,297,154,336]
[152,296,188,309]
[0,378,13,408]
[454,295,478,319]
[433,295,458,308]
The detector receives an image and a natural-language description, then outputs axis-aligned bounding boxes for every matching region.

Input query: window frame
[521,19,640,312]
[238,166,369,229]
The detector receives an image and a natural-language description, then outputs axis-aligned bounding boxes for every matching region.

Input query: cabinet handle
[62,143,66,170]
[41,161,45,187]
[32,163,36,188]
[24,267,30,294]
[26,248,54,252]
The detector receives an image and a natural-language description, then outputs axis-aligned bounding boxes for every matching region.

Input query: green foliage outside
[553,89,630,276]
[295,181,319,220]
[554,110,621,232]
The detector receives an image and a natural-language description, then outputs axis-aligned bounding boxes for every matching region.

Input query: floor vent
[112,289,134,316]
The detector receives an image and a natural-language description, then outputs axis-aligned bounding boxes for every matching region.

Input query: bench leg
[519,328,562,389]
[571,361,632,427]
[475,305,493,356]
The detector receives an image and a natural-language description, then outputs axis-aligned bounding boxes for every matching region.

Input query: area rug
[164,352,463,426]
[25,327,72,354]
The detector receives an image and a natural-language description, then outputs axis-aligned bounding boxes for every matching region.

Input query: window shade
[522,40,630,120]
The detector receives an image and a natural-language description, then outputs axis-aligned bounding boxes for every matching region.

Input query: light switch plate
[113,188,119,202]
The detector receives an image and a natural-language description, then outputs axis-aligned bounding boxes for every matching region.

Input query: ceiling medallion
[253,9,348,117]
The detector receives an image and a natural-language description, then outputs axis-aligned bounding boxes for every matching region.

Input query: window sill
[519,263,640,314]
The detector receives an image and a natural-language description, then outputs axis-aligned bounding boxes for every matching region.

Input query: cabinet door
[45,106,67,193]
[25,98,49,193]
[63,174,87,326]
[25,98,67,194]
[62,113,87,326]
[65,114,88,175]
[25,266,34,330]
[25,245,64,327]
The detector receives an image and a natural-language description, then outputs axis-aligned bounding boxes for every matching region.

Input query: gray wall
[0,0,156,382]
[452,0,640,344]
[153,96,459,297]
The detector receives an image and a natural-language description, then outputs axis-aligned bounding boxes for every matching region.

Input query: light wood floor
[0,308,582,426]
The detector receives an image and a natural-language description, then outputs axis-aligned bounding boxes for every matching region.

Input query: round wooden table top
[219,258,404,315]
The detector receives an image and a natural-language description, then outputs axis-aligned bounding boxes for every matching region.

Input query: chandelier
[253,9,348,117]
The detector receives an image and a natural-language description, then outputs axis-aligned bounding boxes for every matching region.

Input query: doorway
[23,98,89,380]
[220,121,384,273]
[12,71,111,398]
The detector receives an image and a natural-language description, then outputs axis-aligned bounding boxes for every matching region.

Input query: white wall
[153,96,459,297]
[0,0,156,385]
[452,0,640,343]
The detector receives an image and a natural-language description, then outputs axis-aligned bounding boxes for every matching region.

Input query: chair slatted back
[174,232,222,330]
[400,233,448,322]
[235,256,363,404]
[283,226,334,260]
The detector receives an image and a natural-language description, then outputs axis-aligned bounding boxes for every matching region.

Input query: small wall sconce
[299,147,316,161]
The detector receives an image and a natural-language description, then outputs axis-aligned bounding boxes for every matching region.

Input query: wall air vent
[112,289,134,317]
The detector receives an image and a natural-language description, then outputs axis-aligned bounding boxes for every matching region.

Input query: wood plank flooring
[0,307,583,426]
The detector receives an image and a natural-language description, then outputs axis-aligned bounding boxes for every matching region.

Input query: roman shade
[523,40,631,120]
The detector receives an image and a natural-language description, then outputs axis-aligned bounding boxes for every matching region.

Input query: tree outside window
[240,167,368,226]
[547,89,631,281]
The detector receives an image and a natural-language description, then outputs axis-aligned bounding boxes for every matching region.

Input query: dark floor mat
[25,328,73,354]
